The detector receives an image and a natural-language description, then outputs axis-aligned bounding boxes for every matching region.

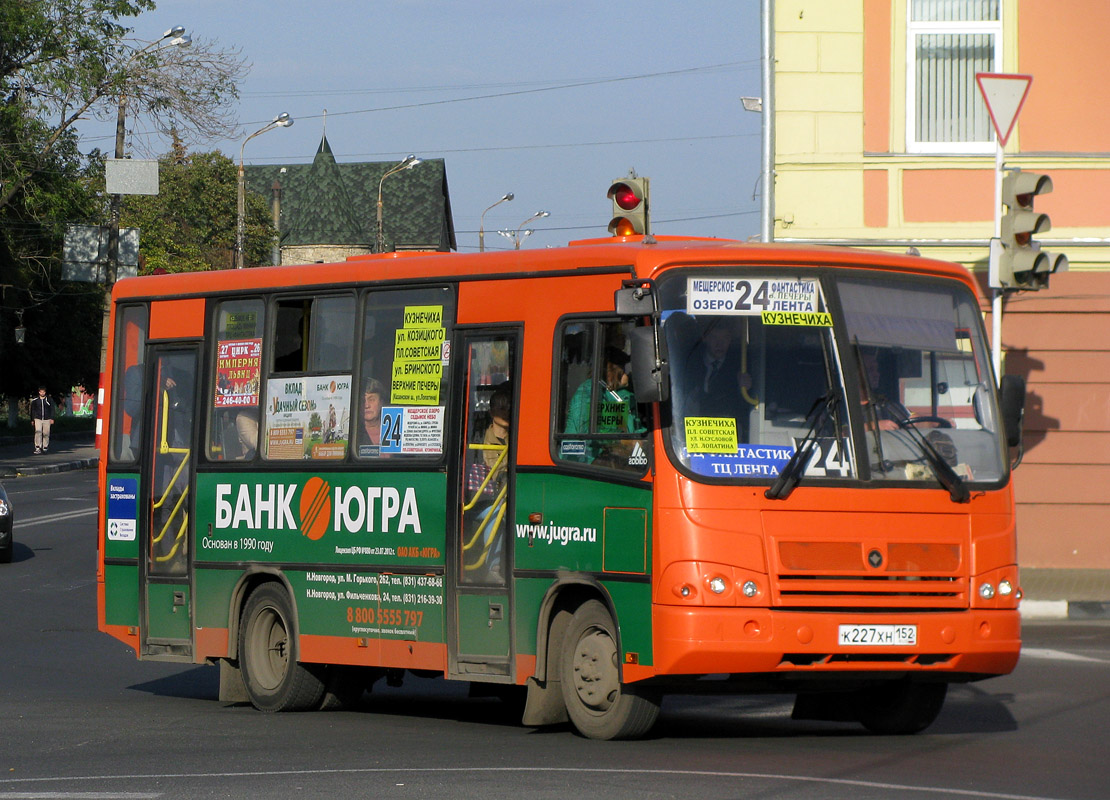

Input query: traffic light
[994,169,1067,290]
[607,174,650,236]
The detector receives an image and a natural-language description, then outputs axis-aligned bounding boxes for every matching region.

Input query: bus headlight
[979,582,996,600]
[708,576,727,595]
[741,580,759,598]
[998,579,1013,597]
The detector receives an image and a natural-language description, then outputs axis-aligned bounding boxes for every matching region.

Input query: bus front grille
[773,574,967,607]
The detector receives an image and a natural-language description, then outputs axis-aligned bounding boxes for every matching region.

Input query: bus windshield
[658,270,1007,488]
[840,275,1006,485]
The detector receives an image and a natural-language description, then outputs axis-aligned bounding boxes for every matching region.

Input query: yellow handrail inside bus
[152,387,192,564]
[463,443,506,511]
[159,389,191,456]
[463,441,508,571]
[154,509,188,563]
[463,485,508,571]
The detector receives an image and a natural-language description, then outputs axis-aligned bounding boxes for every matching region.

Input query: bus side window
[207,298,264,461]
[355,286,455,460]
[109,305,149,464]
[263,293,356,461]
[554,318,648,473]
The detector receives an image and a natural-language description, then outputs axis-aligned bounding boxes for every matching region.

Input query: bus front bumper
[651,605,1021,678]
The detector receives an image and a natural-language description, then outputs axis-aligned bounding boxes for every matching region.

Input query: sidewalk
[0,428,1104,619]
[0,430,99,478]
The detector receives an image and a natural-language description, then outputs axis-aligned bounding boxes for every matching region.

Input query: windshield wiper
[765,392,839,501]
[883,406,970,504]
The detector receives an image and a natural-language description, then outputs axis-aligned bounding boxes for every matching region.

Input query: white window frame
[906,5,1002,155]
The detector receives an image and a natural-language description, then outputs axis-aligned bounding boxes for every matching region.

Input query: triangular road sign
[976,73,1032,147]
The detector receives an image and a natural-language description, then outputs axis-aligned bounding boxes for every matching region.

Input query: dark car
[0,482,12,563]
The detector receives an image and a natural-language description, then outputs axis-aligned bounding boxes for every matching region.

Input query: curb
[1020,601,1069,620]
[1,456,99,479]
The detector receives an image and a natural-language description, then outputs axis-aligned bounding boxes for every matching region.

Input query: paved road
[2,470,1109,799]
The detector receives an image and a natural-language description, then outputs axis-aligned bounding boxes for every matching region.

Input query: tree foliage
[121,140,275,273]
[0,0,248,407]
[0,0,248,214]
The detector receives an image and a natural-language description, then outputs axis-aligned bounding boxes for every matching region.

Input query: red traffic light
[609,182,642,211]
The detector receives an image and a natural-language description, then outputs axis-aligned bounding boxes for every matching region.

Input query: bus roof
[110,236,978,301]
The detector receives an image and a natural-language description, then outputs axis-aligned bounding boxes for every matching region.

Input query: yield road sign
[976,73,1032,147]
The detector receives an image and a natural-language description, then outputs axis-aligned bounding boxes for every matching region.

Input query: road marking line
[1021,647,1107,664]
[19,507,98,528]
[0,768,1079,800]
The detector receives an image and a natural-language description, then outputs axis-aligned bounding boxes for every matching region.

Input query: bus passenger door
[140,347,198,658]
[449,330,519,679]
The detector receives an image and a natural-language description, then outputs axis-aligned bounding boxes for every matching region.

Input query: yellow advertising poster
[391,360,442,405]
[391,305,445,405]
[685,416,738,454]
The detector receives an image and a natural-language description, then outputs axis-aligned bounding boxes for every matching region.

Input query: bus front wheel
[856,680,948,735]
[559,600,660,740]
[238,584,326,712]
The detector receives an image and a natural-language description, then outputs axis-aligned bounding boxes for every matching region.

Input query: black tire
[856,680,948,735]
[238,584,325,712]
[318,666,377,710]
[0,544,11,564]
[559,599,660,740]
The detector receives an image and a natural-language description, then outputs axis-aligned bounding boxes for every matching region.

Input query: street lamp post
[105,26,189,292]
[376,154,422,253]
[101,25,189,377]
[236,112,293,269]
[479,192,513,252]
[513,210,549,250]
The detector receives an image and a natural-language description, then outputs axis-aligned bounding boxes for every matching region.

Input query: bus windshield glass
[839,275,1006,485]
[659,272,852,482]
[658,270,1007,488]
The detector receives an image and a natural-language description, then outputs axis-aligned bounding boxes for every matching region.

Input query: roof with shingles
[244,135,456,252]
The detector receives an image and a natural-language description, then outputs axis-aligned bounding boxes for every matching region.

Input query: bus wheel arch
[523,579,614,728]
[237,580,326,712]
[558,598,660,740]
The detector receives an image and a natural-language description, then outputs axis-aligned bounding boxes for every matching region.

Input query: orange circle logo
[299,476,332,541]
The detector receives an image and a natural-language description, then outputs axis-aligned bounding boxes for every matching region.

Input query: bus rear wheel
[559,600,660,740]
[239,584,326,712]
[856,680,947,735]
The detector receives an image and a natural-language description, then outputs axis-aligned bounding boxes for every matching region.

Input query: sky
[80,0,765,251]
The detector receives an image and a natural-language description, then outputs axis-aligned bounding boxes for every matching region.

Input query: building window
[907,0,1001,154]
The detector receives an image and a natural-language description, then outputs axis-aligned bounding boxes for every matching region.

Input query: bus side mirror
[615,283,654,316]
[629,325,669,404]
[999,375,1026,449]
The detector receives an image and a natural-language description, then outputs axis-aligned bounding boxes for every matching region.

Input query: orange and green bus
[97,235,1026,739]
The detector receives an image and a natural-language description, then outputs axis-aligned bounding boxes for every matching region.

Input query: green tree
[121,141,275,273]
[0,0,247,420]
[0,94,103,412]
[0,0,247,215]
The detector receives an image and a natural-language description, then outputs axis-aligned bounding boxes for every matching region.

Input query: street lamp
[236,113,293,269]
[376,154,422,253]
[106,25,191,290]
[479,192,513,252]
[101,25,190,376]
[513,210,549,250]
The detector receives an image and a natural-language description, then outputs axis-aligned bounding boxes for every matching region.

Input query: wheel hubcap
[251,607,288,690]
[571,627,619,712]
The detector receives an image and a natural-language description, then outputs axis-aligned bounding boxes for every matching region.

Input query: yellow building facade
[772,0,1110,576]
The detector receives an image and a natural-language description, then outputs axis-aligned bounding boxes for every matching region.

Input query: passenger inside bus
[359,378,386,456]
[682,320,753,438]
[565,346,644,466]
[464,380,511,581]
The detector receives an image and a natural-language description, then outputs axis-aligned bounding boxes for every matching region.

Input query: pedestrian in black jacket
[31,386,55,454]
